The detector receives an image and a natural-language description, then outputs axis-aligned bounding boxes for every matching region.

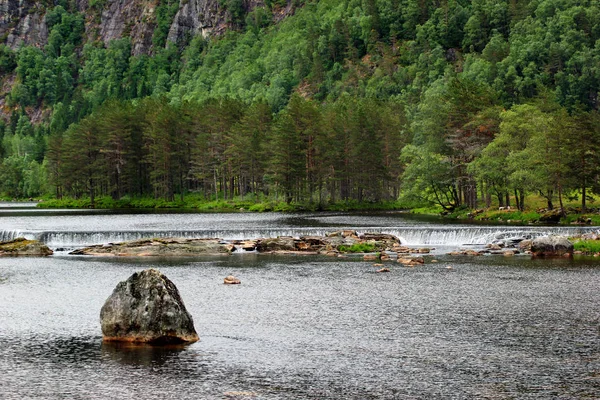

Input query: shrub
[338,243,376,253]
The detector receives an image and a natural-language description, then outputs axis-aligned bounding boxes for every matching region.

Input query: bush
[573,240,600,254]
[338,243,376,253]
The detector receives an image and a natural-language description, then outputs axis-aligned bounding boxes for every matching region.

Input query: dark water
[0,254,599,399]
[0,208,599,398]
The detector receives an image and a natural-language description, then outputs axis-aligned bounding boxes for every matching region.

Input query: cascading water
[0,230,34,242]
[3,225,597,251]
[387,226,598,246]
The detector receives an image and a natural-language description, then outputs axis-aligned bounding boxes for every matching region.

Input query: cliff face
[0,0,237,54]
[78,0,161,55]
[167,0,225,44]
[0,0,48,49]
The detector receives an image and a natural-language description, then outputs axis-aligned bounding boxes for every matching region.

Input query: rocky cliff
[0,0,48,49]
[0,0,238,54]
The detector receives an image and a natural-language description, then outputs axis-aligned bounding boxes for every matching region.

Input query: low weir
[2,225,597,250]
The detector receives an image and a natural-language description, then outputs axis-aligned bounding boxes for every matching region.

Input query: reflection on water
[101,342,190,367]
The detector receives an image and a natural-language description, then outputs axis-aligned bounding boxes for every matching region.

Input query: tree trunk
[582,184,587,213]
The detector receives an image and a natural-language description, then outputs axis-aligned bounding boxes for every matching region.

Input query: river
[0,205,598,398]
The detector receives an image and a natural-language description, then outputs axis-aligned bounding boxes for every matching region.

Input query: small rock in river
[224,275,241,284]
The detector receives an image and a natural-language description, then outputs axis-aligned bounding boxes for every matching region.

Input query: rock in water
[531,235,573,257]
[100,269,199,344]
[223,275,241,284]
[0,238,53,256]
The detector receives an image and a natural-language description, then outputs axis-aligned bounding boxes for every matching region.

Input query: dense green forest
[0,0,599,211]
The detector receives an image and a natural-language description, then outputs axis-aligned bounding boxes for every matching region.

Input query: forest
[0,0,599,212]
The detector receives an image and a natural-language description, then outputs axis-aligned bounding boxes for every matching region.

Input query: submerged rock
[71,238,234,256]
[224,275,241,284]
[0,238,53,256]
[531,236,573,257]
[448,249,484,256]
[100,269,199,344]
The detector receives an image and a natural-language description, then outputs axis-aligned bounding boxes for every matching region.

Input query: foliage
[0,45,16,74]
[2,0,600,216]
[338,243,376,253]
[573,240,600,255]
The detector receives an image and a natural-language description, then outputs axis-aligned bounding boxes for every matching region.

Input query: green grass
[573,240,600,254]
[36,195,410,212]
[474,210,541,223]
[560,214,600,225]
[338,243,376,253]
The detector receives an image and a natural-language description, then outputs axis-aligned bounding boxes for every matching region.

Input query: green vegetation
[37,194,407,212]
[338,243,376,253]
[0,0,599,216]
[573,240,600,255]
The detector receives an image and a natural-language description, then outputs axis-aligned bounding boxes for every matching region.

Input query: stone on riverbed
[224,275,241,284]
[71,238,234,256]
[100,269,199,344]
[255,237,296,252]
[71,232,404,257]
[0,238,53,256]
[531,235,573,257]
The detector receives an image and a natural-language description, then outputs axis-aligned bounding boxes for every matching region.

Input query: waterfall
[387,226,596,246]
[2,225,594,249]
[0,230,35,242]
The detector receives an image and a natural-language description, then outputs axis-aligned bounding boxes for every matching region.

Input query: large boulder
[100,269,199,344]
[0,238,53,256]
[531,235,573,257]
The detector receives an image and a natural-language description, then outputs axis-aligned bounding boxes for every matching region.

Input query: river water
[0,207,599,398]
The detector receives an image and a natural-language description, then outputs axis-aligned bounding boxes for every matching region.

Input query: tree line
[43,95,406,206]
[0,0,599,212]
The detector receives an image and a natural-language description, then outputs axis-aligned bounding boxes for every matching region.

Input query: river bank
[35,196,407,213]
[32,195,600,228]
[410,205,600,226]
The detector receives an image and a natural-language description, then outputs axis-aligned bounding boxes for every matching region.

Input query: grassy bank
[572,240,600,255]
[36,195,408,212]
[410,206,600,226]
[405,192,600,226]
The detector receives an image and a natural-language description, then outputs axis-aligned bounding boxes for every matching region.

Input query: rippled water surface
[0,208,599,398]
[1,254,599,399]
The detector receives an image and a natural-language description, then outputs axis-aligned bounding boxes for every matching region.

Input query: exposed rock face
[0,238,53,256]
[0,0,48,49]
[531,235,573,257]
[167,0,224,44]
[93,0,157,55]
[100,269,199,344]
[71,238,235,256]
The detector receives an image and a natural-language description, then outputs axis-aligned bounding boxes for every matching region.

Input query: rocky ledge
[100,269,199,344]
[0,238,53,256]
[71,238,235,256]
[71,231,408,257]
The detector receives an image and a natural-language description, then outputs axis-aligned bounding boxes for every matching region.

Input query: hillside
[0,0,599,212]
